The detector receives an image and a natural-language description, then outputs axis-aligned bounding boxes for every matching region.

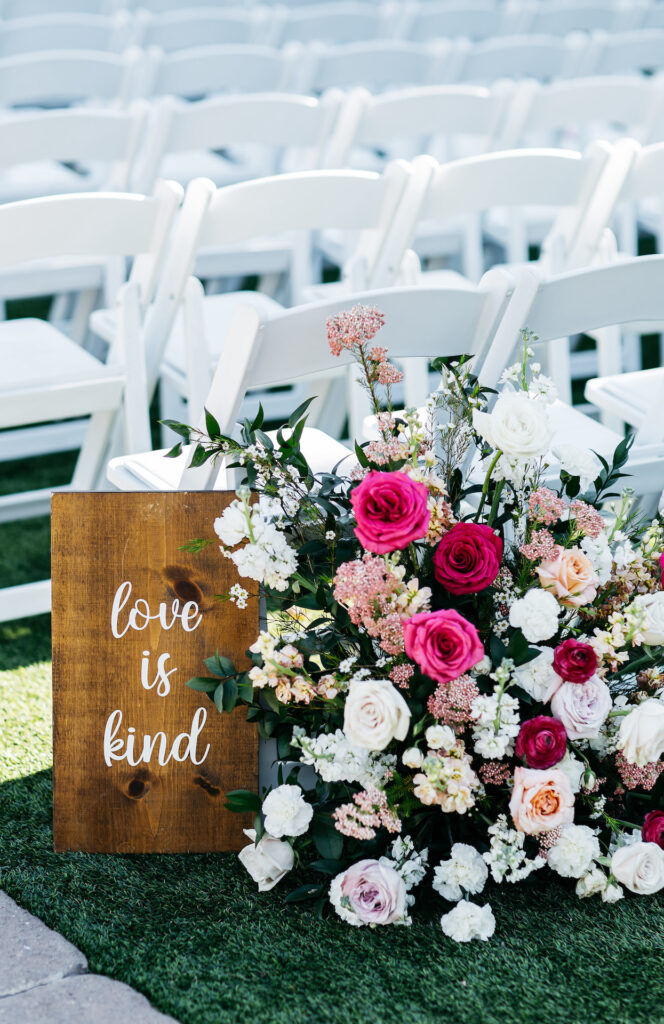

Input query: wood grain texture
[51,492,258,854]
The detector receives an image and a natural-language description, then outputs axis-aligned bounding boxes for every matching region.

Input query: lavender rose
[351,470,430,554]
[331,858,408,926]
[550,675,612,740]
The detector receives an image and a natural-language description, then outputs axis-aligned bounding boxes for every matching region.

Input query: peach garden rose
[509,766,575,835]
[536,545,599,608]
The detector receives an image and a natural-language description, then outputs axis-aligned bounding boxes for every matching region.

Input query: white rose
[617,699,664,766]
[547,824,600,879]
[552,443,601,492]
[514,646,563,703]
[611,842,664,894]
[554,750,585,794]
[580,533,612,585]
[575,866,608,898]
[433,843,488,902]
[440,901,495,943]
[509,589,560,643]
[551,676,612,740]
[214,502,248,547]
[602,881,624,903]
[402,747,424,769]
[631,592,664,645]
[238,829,294,891]
[473,392,552,460]
[343,679,411,751]
[262,784,313,839]
[425,725,455,750]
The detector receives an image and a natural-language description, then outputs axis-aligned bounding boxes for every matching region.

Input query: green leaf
[254,428,274,452]
[189,444,212,468]
[160,419,192,440]
[165,441,183,459]
[354,442,369,467]
[186,676,219,695]
[288,396,316,428]
[204,653,236,677]
[309,858,344,875]
[225,790,261,813]
[222,677,239,712]
[250,404,265,431]
[285,883,325,903]
[213,682,225,714]
[204,407,220,439]
[311,815,343,860]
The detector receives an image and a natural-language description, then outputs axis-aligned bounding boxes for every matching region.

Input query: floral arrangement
[169,306,664,943]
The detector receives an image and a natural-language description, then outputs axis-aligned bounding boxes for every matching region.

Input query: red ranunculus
[660,551,664,587]
[515,715,567,770]
[351,470,430,554]
[552,638,597,684]
[403,608,484,684]
[433,522,503,595]
[642,810,664,849]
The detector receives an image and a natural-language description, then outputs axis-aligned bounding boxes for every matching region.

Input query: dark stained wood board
[51,491,258,853]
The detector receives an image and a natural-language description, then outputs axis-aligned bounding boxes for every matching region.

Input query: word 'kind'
[103,707,210,767]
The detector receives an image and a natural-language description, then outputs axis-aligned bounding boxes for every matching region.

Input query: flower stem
[475,449,503,522]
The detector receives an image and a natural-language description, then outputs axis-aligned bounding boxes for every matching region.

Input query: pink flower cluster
[427,674,480,728]
[390,663,415,688]
[528,488,567,526]
[520,529,557,562]
[369,345,404,386]
[333,786,401,839]
[570,500,605,539]
[479,760,511,786]
[615,752,664,791]
[333,553,427,655]
[326,305,385,357]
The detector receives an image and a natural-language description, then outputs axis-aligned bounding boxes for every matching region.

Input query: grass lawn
[1,457,664,1024]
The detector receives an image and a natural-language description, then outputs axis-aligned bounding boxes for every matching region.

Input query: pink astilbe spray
[390,664,415,689]
[615,752,664,791]
[427,674,480,729]
[528,488,567,526]
[326,305,385,357]
[479,760,511,786]
[333,786,401,840]
[570,500,605,539]
[520,529,558,562]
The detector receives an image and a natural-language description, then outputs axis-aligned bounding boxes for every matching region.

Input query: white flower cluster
[580,532,613,585]
[576,866,623,903]
[483,815,546,883]
[292,728,396,789]
[386,835,429,888]
[547,824,600,879]
[214,490,298,592]
[228,583,249,609]
[509,588,561,643]
[433,843,488,902]
[441,901,496,943]
[470,683,520,759]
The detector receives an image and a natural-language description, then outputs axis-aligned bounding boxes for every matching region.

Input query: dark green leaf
[311,815,343,860]
[225,790,261,813]
[186,676,219,695]
[285,883,325,903]
[288,396,316,428]
[222,677,239,712]
[160,419,192,440]
[205,653,236,677]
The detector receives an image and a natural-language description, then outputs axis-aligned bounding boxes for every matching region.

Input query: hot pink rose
[642,811,664,849]
[403,608,484,684]
[515,715,567,770]
[660,551,664,587]
[552,638,598,684]
[433,523,503,595]
[339,858,407,925]
[351,471,430,554]
[509,766,575,835]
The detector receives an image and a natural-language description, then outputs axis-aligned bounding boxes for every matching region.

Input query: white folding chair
[105,274,516,493]
[273,2,393,46]
[293,39,447,93]
[514,1,641,36]
[140,43,297,99]
[1,0,124,14]
[0,48,141,108]
[479,255,664,503]
[453,33,587,85]
[0,182,182,622]
[0,12,134,57]
[586,29,664,76]
[401,1,519,42]
[134,8,272,52]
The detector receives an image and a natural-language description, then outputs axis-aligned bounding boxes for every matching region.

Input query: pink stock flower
[404,609,484,684]
[433,522,503,595]
[351,471,430,554]
[339,859,408,925]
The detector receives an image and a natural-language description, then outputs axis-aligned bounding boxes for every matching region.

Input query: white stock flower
[551,676,612,741]
[580,533,613,586]
[617,699,664,767]
[509,589,560,643]
[514,646,563,703]
[425,725,456,750]
[473,392,552,460]
[602,881,624,903]
[214,502,249,547]
[611,842,664,895]
[261,784,313,839]
[238,829,294,891]
[630,592,664,645]
[547,824,600,879]
[402,747,424,769]
[343,679,411,751]
[440,901,496,943]
[433,844,488,902]
[575,865,608,898]
[552,443,601,492]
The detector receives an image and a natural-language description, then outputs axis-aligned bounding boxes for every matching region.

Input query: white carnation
[433,844,488,902]
[509,588,560,643]
[214,502,249,547]
[575,865,608,898]
[552,443,601,492]
[580,533,613,585]
[547,824,600,879]
[440,901,496,943]
[513,646,562,703]
[262,784,313,839]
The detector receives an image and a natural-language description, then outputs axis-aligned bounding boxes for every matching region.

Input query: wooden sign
[51,491,259,854]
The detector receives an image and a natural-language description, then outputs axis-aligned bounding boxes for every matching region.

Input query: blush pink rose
[515,715,567,770]
[550,676,612,740]
[340,858,407,925]
[536,545,599,608]
[403,608,484,684]
[351,470,430,554]
[433,522,503,595]
[509,766,575,835]
[552,638,598,683]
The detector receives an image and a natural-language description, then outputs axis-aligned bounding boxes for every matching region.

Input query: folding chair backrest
[0,103,148,190]
[2,0,124,13]
[134,91,340,191]
[297,40,443,92]
[588,29,664,75]
[405,1,510,42]
[518,1,632,36]
[144,43,295,98]
[0,49,140,107]
[275,2,389,46]
[456,33,586,84]
[0,12,132,57]
[136,8,269,52]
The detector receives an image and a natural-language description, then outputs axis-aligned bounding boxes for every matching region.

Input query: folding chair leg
[71,410,117,491]
[546,337,572,407]
[70,287,100,346]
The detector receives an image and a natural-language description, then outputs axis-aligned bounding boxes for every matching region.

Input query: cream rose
[473,393,552,460]
[631,592,664,645]
[551,676,612,741]
[343,678,411,751]
[536,545,598,608]
[509,766,575,835]
[617,699,664,767]
[611,842,664,894]
[238,829,294,891]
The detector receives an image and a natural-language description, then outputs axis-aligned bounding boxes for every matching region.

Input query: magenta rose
[339,858,407,925]
[403,608,484,684]
[660,551,664,586]
[515,715,567,770]
[433,522,503,595]
[351,470,430,554]
[642,810,664,849]
[552,638,598,683]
